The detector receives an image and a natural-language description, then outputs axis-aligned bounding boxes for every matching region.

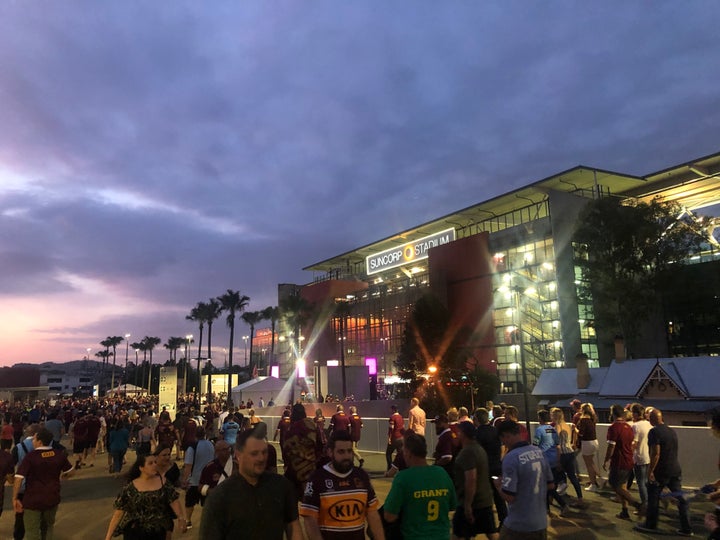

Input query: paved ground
[0,441,715,539]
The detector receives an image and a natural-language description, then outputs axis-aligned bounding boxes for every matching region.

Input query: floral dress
[113,481,178,538]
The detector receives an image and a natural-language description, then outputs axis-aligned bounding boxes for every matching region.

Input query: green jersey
[383,465,457,540]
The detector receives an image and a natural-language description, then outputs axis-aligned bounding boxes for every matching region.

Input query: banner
[158,367,178,421]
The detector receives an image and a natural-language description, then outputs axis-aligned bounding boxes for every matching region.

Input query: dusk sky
[2,2,720,366]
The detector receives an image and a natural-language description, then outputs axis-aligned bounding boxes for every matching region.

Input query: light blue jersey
[501,442,553,533]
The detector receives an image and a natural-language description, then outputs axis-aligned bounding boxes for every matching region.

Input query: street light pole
[184,334,193,395]
[242,336,249,366]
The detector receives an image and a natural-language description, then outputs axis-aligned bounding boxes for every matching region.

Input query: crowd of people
[0,395,718,540]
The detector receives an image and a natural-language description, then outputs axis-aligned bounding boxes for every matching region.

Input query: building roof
[532,367,608,397]
[534,356,720,408]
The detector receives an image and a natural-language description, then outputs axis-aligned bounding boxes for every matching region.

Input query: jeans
[645,476,691,532]
[633,463,648,506]
[490,476,508,524]
[24,506,57,540]
[385,439,402,470]
[111,449,126,473]
[560,452,583,498]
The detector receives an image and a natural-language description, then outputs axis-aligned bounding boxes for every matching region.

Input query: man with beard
[200,424,301,540]
[301,430,385,540]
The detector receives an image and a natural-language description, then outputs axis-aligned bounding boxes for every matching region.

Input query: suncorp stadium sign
[365,228,456,275]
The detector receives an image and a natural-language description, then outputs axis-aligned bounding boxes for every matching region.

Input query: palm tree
[279,290,313,358]
[242,310,264,375]
[99,338,113,388]
[106,336,125,392]
[217,289,250,399]
[187,302,209,365]
[142,336,162,393]
[163,336,185,364]
[204,298,222,361]
[203,298,223,393]
[95,350,112,389]
[131,341,145,388]
[261,306,280,375]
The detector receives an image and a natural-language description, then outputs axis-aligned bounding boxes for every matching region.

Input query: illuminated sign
[365,228,456,275]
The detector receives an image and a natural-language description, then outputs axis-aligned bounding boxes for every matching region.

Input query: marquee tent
[107,383,145,396]
[230,377,302,407]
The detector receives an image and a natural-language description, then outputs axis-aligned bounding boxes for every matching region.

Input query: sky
[1,2,720,366]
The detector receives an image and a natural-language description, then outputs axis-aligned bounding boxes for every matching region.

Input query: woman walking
[108,419,131,476]
[577,402,602,491]
[104,453,186,540]
[551,407,585,506]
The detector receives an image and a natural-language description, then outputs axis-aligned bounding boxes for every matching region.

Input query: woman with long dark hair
[104,453,186,540]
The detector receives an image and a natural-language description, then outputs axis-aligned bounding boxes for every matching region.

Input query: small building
[532,355,720,425]
[0,367,49,402]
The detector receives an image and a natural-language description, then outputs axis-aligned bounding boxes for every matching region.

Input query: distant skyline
[2,3,720,365]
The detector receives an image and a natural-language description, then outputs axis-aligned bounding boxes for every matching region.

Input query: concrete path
[0,442,714,539]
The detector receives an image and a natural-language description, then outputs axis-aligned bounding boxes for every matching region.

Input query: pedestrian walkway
[0,442,713,539]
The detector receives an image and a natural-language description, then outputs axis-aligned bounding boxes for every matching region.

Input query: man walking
[13,428,73,540]
[180,426,215,529]
[329,404,351,437]
[200,425,301,540]
[408,397,426,436]
[349,405,364,467]
[198,439,235,502]
[386,405,404,471]
[634,408,693,536]
[494,421,553,540]
[434,413,458,481]
[603,404,640,520]
[453,421,498,540]
[630,403,651,516]
[384,432,457,540]
[301,430,384,539]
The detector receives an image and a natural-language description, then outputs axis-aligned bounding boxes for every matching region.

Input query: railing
[261,416,718,488]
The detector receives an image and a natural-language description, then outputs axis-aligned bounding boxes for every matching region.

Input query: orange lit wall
[428,232,498,373]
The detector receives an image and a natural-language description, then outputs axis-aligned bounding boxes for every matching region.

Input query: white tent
[107,383,145,396]
[230,377,302,407]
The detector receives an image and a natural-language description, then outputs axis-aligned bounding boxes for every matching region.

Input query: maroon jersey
[277,416,292,446]
[330,412,351,435]
[17,447,72,510]
[388,412,404,441]
[349,413,363,442]
[85,415,102,441]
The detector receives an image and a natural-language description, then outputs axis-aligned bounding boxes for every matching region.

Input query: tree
[186,302,207,365]
[261,306,280,374]
[241,310,264,374]
[395,293,476,411]
[95,350,112,390]
[204,298,223,362]
[131,341,145,388]
[106,336,125,391]
[279,290,314,358]
[99,338,113,388]
[217,289,250,398]
[142,336,162,393]
[163,336,185,364]
[573,196,706,357]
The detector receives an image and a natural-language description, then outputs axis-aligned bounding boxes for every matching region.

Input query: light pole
[242,336,249,366]
[133,346,140,389]
[124,334,131,396]
[512,286,532,434]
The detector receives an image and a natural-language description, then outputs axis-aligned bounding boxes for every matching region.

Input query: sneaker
[676,530,693,537]
[569,499,586,508]
[557,482,568,496]
[585,483,599,492]
[186,522,193,530]
[633,524,657,533]
[616,510,630,520]
[559,505,570,517]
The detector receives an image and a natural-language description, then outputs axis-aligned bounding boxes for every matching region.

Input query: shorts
[85,439,98,449]
[580,439,598,456]
[73,440,86,454]
[609,468,631,489]
[452,505,497,537]
[185,486,201,508]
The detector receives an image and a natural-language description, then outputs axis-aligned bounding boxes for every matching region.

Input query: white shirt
[632,419,652,465]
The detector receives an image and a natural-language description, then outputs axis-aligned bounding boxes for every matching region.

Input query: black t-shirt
[475,424,502,475]
[648,423,681,480]
[200,472,298,540]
